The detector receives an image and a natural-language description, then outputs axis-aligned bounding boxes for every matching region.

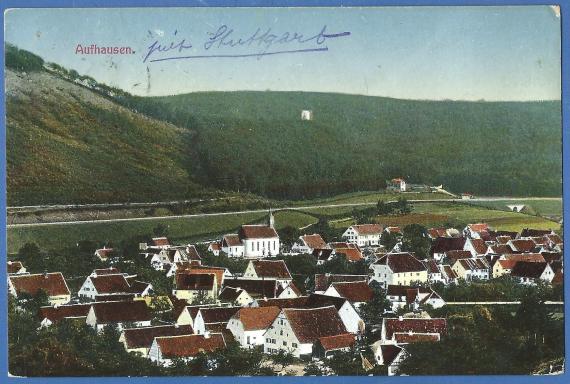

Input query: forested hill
[117,91,562,198]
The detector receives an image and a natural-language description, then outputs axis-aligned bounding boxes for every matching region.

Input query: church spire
[268,207,275,228]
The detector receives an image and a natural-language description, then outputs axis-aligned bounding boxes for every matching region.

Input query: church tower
[268,208,275,228]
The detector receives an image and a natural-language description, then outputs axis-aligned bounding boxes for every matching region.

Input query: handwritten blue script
[143,25,351,63]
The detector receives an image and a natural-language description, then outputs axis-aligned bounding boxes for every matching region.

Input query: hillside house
[208,241,222,256]
[243,259,293,285]
[86,300,152,332]
[492,259,517,278]
[151,237,171,249]
[422,259,444,283]
[263,306,348,358]
[386,285,445,311]
[386,178,407,192]
[381,317,447,344]
[94,247,114,262]
[119,324,194,356]
[7,261,26,275]
[463,223,490,239]
[227,306,281,348]
[38,304,92,328]
[430,237,466,261]
[464,238,488,257]
[371,342,407,376]
[329,242,364,262]
[218,287,254,306]
[193,306,241,335]
[313,273,368,293]
[342,224,384,247]
[451,258,490,281]
[78,274,129,300]
[291,234,330,254]
[510,262,554,285]
[9,272,71,305]
[323,281,373,309]
[172,273,218,301]
[369,252,428,287]
[221,234,245,258]
[149,333,226,367]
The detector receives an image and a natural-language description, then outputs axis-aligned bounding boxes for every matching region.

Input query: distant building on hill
[301,110,313,120]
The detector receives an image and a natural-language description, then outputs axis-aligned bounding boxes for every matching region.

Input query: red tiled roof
[38,304,91,322]
[468,239,488,255]
[209,241,222,251]
[152,237,170,247]
[175,273,216,291]
[422,259,439,274]
[7,261,24,274]
[351,224,383,235]
[123,325,193,349]
[198,307,241,324]
[91,274,131,294]
[444,250,473,261]
[393,333,440,343]
[431,237,466,255]
[427,228,448,238]
[520,228,552,238]
[384,318,447,340]
[488,244,514,255]
[233,306,281,331]
[541,252,562,263]
[284,306,347,343]
[223,234,242,247]
[386,226,402,234]
[317,333,355,351]
[375,253,426,273]
[95,248,114,258]
[379,344,404,365]
[301,234,328,250]
[552,270,563,285]
[91,300,152,323]
[330,281,373,303]
[257,296,310,309]
[186,245,202,261]
[504,253,545,263]
[314,274,368,292]
[252,260,292,279]
[456,258,488,271]
[155,333,226,358]
[10,273,70,297]
[511,261,549,279]
[442,265,458,280]
[336,248,364,262]
[223,278,278,299]
[468,223,489,233]
[495,236,513,245]
[239,225,278,239]
[277,281,301,297]
[545,234,563,245]
[218,287,246,302]
[182,266,227,288]
[497,259,517,270]
[509,239,537,253]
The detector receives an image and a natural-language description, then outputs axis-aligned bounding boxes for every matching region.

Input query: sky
[5,6,561,101]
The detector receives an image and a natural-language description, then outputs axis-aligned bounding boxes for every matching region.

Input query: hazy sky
[5,6,561,100]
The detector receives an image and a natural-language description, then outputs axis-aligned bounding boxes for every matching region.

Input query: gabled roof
[122,325,193,349]
[239,225,278,239]
[430,237,466,255]
[91,300,152,323]
[544,233,563,245]
[312,248,334,262]
[445,250,473,261]
[503,253,545,263]
[7,261,24,274]
[455,258,489,271]
[257,296,310,309]
[509,239,537,253]
[422,259,439,274]
[223,278,278,299]
[468,239,488,255]
[10,273,70,297]
[155,333,226,358]
[386,285,433,298]
[497,259,517,270]
[218,287,247,302]
[186,245,202,261]
[329,281,373,303]
[467,223,489,233]
[222,234,242,247]
[427,228,448,239]
[277,281,302,297]
[198,306,241,324]
[300,234,329,250]
[379,344,404,365]
[441,265,458,280]
[39,304,91,322]
[393,333,440,343]
[335,248,364,262]
[317,333,355,351]
[180,266,227,288]
[232,306,281,331]
[90,274,131,294]
[175,273,216,291]
[314,274,368,292]
[350,224,383,235]
[95,248,114,257]
[152,237,170,247]
[93,267,120,276]
[541,252,562,263]
[374,253,426,273]
[487,244,514,255]
[495,235,514,245]
[283,306,347,343]
[385,226,403,235]
[511,261,549,279]
[208,241,222,251]
[383,318,447,340]
[520,228,552,238]
[251,260,292,279]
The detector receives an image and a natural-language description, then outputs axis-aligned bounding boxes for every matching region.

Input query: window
[283,341,287,346]
[266,338,271,343]
[280,330,283,336]
[257,242,260,251]
[292,343,298,348]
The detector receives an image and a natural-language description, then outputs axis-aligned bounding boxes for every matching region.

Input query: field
[467,199,562,217]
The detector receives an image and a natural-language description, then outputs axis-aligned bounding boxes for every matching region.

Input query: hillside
[6,67,204,205]
[118,91,562,199]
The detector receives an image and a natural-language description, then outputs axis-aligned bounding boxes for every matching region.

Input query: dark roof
[509,239,537,253]
[257,296,310,309]
[384,318,447,339]
[374,253,426,273]
[329,281,373,303]
[39,304,91,322]
[222,234,242,247]
[283,306,347,343]
[317,333,355,351]
[430,237,466,255]
[456,258,488,271]
[180,266,227,288]
[387,285,432,297]
[123,325,194,349]
[306,294,350,310]
[96,294,135,302]
[312,248,334,261]
[520,228,552,238]
[186,245,202,261]
[277,281,302,297]
[218,287,246,302]
[379,344,404,365]
[232,306,281,331]
[394,333,440,343]
[198,306,241,324]
[487,244,514,255]
[251,260,292,279]
[422,259,439,274]
[468,239,488,255]
[7,261,24,274]
[91,274,131,294]
[91,300,152,323]
[542,252,562,264]
[238,225,278,239]
[223,278,278,299]
[10,273,70,297]
[175,273,216,291]
[511,261,549,279]
[155,333,226,358]
[314,274,368,292]
[427,228,448,238]
[445,250,473,261]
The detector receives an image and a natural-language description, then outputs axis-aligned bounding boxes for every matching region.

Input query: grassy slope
[6,69,202,205]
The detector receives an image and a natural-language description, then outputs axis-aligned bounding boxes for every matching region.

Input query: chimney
[43,269,48,279]
[398,316,403,321]
[204,331,211,339]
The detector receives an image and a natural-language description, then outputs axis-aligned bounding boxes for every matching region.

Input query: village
[7,197,564,376]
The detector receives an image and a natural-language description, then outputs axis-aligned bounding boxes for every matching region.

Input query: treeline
[6,43,44,72]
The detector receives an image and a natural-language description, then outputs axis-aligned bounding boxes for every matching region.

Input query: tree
[270,350,297,372]
[376,200,392,215]
[380,231,398,251]
[325,349,365,375]
[153,224,169,237]
[400,224,430,259]
[278,226,301,249]
[396,197,411,214]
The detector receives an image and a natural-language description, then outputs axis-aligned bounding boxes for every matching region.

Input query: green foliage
[380,231,398,251]
[270,350,297,371]
[6,44,44,72]
[278,226,302,249]
[400,224,430,259]
[358,286,391,333]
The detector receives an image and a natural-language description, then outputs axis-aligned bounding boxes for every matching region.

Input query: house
[221,234,245,258]
[172,273,218,301]
[175,304,219,327]
[291,234,329,254]
[371,342,407,376]
[519,228,553,238]
[239,224,280,258]
[243,259,292,285]
[426,228,448,240]
[7,261,26,275]
[227,306,281,348]
[208,241,222,256]
[276,281,302,299]
[173,265,230,289]
[329,242,364,262]
[323,281,374,309]
[86,300,152,332]
[430,237,466,261]
[257,294,365,334]
[451,258,490,281]
[461,193,474,200]
[223,278,280,300]
[165,261,203,278]
[439,265,459,285]
[78,274,132,300]
[342,224,384,247]
[149,333,226,366]
[94,247,114,262]
[218,286,254,306]
[508,239,538,253]
[119,324,194,356]
[386,285,445,311]
[486,244,514,256]
[464,238,488,257]
[9,272,71,305]
[463,223,490,239]
[313,248,335,265]
[151,245,201,271]
[510,262,555,285]
[384,227,403,237]
[422,259,444,283]
[492,259,517,278]
[369,252,428,287]
[263,306,348,358]
[90,267,121,277]
[313,333,356,358]
[386,178,407,192]
[381,317,447,344]
[502,253,546,263]
[38,304,91,327]
[193,306,241,335]
[313,273,368,293]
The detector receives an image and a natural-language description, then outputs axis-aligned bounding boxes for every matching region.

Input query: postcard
[3,4,565,379]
